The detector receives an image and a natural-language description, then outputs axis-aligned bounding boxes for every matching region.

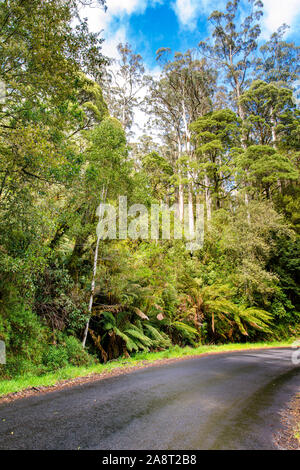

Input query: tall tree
[240,80,297,147]
[199,0,263,121]
[255,25,300,89]
[236,145,298,199]
[148,49,215,228]
[102,43,147,135]
[191,109,241,218]
[0,0,107,206]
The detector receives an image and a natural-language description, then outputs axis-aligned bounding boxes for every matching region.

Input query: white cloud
[262,0,300,37]
[83,0,300,41]
[80,0,164,59]
[171,0,300,35]
[78,1,164,140]
[171,0,198,29]
[103,0,148,17]
[79,2,140,60]
[171,0,223,30]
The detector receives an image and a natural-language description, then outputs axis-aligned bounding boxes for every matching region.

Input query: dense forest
[0,0,299,379]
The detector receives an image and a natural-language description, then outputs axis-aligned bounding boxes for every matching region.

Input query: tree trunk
[205,174,212,222]
[270,106,277,148]
[270,106,282,192]
[179,183,184,222]
[188,184,194,236]
[237,94,251,221]
[177,135,184,222]
[82,233,101,348]
[82,187,107,348]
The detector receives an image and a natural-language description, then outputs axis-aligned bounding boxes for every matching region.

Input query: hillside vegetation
[0,0,299,381]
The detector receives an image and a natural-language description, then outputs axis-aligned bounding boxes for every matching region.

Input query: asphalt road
[0,348,299,450]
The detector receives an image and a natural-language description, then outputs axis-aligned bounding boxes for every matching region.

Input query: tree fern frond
[124,328,153,346]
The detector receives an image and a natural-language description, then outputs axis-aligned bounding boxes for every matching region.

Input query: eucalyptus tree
[191,109,241,219]
[199,0,263,122]
[148,49,215,228]
[0,0,108,209]
[255,25,300,89]
[240,80,297,147]
[64,117,132,347]
[236,145,298,199]
[141,151,174,203]
[68,118,131,276]
[101,43,147,136]
[198,0,263,211]
[237,81,299,198]
[147,63,185,220]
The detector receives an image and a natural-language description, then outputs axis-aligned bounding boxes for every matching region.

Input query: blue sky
[128,3,211,68]
[82,0,300,72]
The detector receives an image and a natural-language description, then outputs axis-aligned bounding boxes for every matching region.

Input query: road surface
[0,348,299,450]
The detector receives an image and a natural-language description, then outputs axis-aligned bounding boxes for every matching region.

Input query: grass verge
[0,340,294,398]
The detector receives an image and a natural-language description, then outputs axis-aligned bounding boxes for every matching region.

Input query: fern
[124,328,153,347]
[145,323,171,348]
[114,327,138,352]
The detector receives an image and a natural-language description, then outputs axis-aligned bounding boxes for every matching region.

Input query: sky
[82,0,300,71]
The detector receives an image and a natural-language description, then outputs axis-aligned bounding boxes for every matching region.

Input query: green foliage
[191,109,241,207]
[255,25,300,87]
[0,302,48,378]
[179,281,273,342]
[34,260,88,332]
[141,151,173,201]
[42,335,92,371]
[94,310,171,359]
[0,0,299,382]
[237,145,298,198]
[267,235,300,319]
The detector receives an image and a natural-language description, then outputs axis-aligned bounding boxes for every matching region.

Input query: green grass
[0,340,294,398]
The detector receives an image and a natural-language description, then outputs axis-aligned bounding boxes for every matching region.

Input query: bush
[42,345,69,371]
[64,336,93,367]
[0,303,49,378]
[0,296,93,377]
[42,335,93,371]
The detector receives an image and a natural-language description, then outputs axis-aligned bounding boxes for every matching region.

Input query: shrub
[64,336,93,367]
[42,335,93,371]
[42,345,69,371]
[0,303,49,378]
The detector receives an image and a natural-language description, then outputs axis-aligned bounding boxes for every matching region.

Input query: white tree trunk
[177,135,184,223]
[82,234,101,348]
[270,106,282,193]
[238,113,251,222]
[270,106,277,148]
[179,183,184,222]
[82,188,107,348]
[205,174,211,222]
[188,185,194,236]
[181,100,195,235]
[244,191,251,223]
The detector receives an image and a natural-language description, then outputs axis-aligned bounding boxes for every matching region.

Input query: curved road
[0,348,299,450]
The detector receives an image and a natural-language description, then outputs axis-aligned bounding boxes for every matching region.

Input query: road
[0,348,299,450]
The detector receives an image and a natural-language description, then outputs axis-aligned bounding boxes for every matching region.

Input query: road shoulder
[275,393,300,450]
[0,345,292,405]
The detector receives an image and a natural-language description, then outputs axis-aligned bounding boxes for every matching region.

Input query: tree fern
[124,327,153,347]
